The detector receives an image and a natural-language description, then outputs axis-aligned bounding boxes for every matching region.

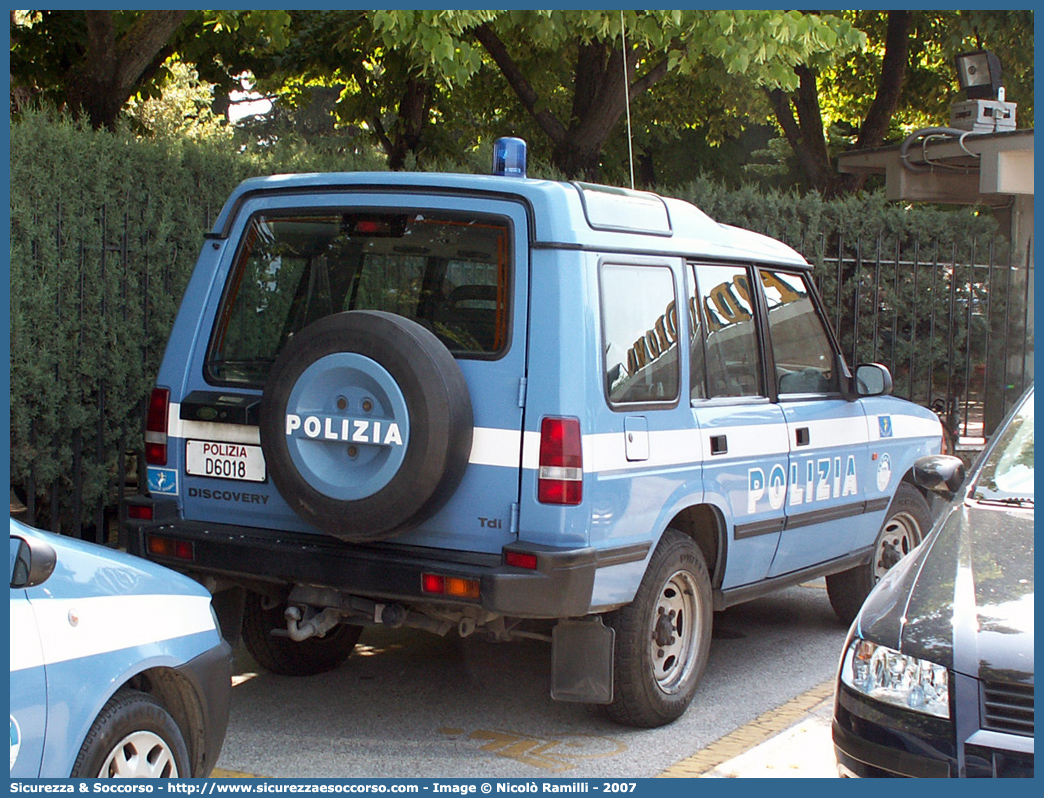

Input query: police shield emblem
[878,416,893,438]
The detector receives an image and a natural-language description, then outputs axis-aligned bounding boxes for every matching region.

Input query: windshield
[972,389,1034,505]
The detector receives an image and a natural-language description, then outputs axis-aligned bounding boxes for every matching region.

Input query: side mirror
[853,363,893,397]
[913,455,967,498]
[10,535,57,589]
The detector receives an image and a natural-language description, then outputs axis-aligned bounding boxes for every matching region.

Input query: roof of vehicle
[211,172,809,269]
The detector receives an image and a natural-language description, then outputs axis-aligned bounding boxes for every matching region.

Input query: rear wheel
[827,482,931,624]
[603,529,712,728]
[242,592,362,676]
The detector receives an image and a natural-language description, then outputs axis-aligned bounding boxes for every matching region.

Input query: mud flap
[550,618,615,704]
[211,586,246,645]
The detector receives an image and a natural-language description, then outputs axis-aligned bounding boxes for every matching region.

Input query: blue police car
[10,518,231,777]
[833,387,1034,777]
[125,139,943,728]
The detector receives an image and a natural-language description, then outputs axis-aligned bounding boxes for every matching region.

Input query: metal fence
[10,202,200,545]
[802,232,1033,446]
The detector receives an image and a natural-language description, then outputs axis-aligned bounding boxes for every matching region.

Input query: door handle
[710,434,728,455]
[796,427,810,447]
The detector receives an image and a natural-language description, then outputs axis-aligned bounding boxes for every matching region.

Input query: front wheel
[826,482,931,624]
[71,689,190,778]
[603,529,712,728]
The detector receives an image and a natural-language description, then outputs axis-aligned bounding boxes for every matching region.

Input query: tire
[259,310,473,542]
[603,529,713,728]
[242,592,363,676]
[71,689,190,778]
[826,482,931,624]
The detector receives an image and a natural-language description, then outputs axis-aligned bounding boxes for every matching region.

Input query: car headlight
[840,638,950,718]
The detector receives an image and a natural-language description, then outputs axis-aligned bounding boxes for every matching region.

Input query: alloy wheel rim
[98,731,178,778]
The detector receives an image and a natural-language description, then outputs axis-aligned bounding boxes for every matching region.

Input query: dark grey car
[832,386,1034,777]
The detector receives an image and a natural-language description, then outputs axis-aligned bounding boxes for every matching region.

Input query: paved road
[214,580,848,779]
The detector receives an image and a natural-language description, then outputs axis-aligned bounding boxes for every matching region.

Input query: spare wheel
[259,310,473,541]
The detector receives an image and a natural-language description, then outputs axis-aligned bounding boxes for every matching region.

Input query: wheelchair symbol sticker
[147,467,179,495]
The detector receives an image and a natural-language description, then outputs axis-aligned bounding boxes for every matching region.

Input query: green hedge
[9,110,387,530]
[9,109,1012,531]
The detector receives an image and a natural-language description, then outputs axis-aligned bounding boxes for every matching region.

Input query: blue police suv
[125,139,944,728]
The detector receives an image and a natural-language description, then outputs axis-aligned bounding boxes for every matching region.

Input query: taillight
[147,535,194,561]
[421,573,480,599]
[505,551,538,570]
[145,388,170,465]
[538,417,583,505]
[127,504,153,521]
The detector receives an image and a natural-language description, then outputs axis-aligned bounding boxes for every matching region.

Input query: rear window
[207,210,512,385]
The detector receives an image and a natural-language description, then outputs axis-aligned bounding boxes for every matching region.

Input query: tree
[357,11,863,180]
[466,10,865,180]
[66,11,188,131]
[221,10,496,168]
[10,10,291,131]
[13,10,1031,192]
[766,9,1035,195]
[766,11,910,196]
[12,11,186,129]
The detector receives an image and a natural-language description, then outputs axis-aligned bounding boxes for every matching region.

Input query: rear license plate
[185,440,266,482]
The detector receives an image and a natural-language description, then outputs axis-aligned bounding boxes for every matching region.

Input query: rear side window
[207,210,511,385]
[691,263,762,398]
[601,263,679,405]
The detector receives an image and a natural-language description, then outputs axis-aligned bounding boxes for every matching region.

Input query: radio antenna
[620,10,635,189]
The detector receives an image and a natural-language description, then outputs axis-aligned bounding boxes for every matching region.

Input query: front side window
[208,210,511,385]
[761,270,839,395]
[692,264,762,398]
[601,264,679,405]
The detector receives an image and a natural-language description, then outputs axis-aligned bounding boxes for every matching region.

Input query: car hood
[856,500,1034,685]
[11,517,213,602]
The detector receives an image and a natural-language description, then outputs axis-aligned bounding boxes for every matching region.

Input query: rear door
[180,193,530,554]
[756,268,876,576]
[420,200,531,553]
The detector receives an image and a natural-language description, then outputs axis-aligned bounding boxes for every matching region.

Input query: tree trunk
[474,23,667,180]
[65,10,187,130]
[856,12,911,151]
[767,65,845,195]
[769,10,912,196]
[386,77,433,170]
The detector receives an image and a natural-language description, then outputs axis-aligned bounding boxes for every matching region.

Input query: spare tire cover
[259,310,473,541]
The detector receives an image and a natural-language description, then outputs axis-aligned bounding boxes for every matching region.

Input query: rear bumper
[124,512,598,619]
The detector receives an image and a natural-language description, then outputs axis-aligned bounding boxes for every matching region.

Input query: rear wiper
[210,357,275,367]
[975,496,1034,509]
